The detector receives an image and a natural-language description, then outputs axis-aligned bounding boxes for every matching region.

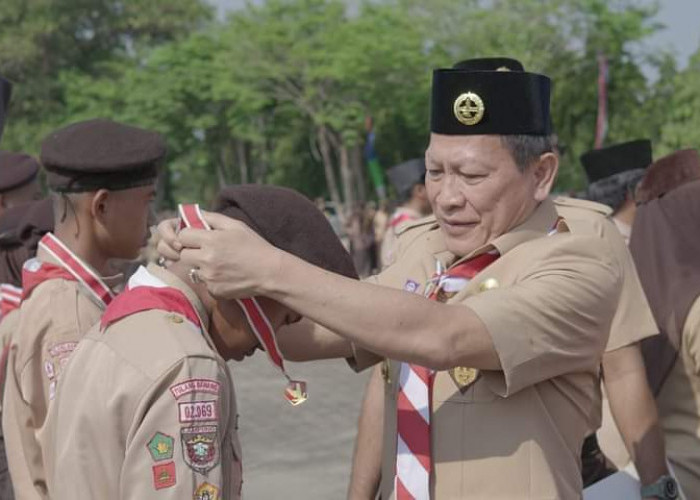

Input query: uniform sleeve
[121,356,240,500]
[683,296,700,375]
[464,234,622,397]
[345,275,384,372]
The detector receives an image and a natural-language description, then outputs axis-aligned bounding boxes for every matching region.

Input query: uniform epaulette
[395,215,438,237]
[553,196,612,217]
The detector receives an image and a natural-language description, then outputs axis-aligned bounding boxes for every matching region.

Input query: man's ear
[89,189,111,220]
[532,152,559,202]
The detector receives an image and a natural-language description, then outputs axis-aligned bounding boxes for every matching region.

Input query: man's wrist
[640,475,679,499]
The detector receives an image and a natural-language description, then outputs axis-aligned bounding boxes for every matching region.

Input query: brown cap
[41,119,165,193]
[214,185,358,280]
[0,152,40,193]
[636,149,700,204]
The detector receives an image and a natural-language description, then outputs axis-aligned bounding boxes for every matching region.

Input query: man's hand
[156,218,182,261]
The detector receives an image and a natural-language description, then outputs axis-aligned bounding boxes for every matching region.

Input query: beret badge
[453,92,485,126]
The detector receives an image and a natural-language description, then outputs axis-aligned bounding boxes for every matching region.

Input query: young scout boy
[43,185,358,500]
[2,119,162,500]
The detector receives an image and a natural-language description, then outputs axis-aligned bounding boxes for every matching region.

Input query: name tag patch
[178,401,218,423]
[170,379,221,399]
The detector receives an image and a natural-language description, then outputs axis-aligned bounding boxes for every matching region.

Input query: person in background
[0,153,41,217]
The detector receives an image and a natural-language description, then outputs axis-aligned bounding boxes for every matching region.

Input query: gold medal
[450,366,479,392]
[284,380,308,406]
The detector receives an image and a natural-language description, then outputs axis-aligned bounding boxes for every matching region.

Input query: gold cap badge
[453,92,485,126]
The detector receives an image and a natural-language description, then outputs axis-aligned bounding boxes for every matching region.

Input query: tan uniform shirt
[656,296,700,495]
[43,264,242,500]
[1,247,117,500]
[380,207,422,268]
[353,199,622,499]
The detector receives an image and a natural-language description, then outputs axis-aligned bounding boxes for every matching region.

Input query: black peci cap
[0,152,40,193]
[214,185,358,280]
[431,69,552,136]
[41,119,165,193]
[580,140,652,184]
[0,75,12,142]
[387,158,425,200]
[452,57,524,72]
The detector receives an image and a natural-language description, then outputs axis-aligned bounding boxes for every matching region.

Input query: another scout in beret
[3,119,164,499]
[0,76,11,142]
[0,152,41,216]
[44,185,357,500]
[158,63,624,498]
[581,139,652,243]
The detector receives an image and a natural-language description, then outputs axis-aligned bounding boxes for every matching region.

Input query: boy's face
[209,295,301,361]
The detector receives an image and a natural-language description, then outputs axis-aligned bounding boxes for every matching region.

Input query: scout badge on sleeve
[177,204,308,406]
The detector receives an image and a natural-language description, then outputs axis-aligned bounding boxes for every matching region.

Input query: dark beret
[580,140,652,184]
[0,152,40,193]
[636,149,700,204]
[453,57,524,72]
[41,119,165,193]
[0,75,11,143]
[387,159,425,199]
[431,69,551,136]
[213,185,358,280]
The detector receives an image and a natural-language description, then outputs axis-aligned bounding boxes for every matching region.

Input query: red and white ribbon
[0,284,22,317]
[177,204,307,406]
[23,233,114,307]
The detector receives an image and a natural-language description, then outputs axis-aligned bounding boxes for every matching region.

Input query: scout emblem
[178,204,308,406]
[152,462,176,490]
[181,425,220,475]
[147,432,174,462]
[194,482,220,500]
[453,92,485,126]
[450,366,480,392]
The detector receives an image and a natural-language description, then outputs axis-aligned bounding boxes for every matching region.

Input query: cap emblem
[453,92,485,126]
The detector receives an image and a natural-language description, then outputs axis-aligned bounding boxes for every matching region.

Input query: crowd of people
[0,54,698,500]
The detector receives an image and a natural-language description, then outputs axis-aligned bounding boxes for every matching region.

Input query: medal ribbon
[177,204,308,406]
[22,233,114,307]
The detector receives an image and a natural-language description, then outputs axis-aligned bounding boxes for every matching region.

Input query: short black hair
[585,169,645,213]
[501,134,558,172]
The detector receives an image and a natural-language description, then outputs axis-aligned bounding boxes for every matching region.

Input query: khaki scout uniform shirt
[380,207,422,268]
[656,296,700,495]
[352,199,622,499]
[2,247,117,500]
[42,264,242,500]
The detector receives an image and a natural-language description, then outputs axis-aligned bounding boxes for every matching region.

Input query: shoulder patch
[147,432,175,461]
[553,196,612,216]
[183,425,220,475]
[170,379,221,399]
[152,462,176,490]
[194,482,220,500]
[395,215,438,236]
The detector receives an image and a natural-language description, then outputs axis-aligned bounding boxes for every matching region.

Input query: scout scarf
[22,233,115,307]
[395,250,499,500]
[178,204,308,406]
[0,283,22,317]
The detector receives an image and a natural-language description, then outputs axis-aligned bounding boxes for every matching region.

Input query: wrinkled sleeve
[121,356,238,500]
[465,234,622,397]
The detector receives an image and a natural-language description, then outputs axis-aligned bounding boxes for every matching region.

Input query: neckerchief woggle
[22,233,115,307]
[178,204,308,406]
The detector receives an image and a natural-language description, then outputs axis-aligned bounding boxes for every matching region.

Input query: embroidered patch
[403,280,419,293]
[147,432,174,462]
[194,482,220,500]
[178,401,218,423]
[44,361,55,380]
[48,342,78,358]
[170,379,221,400]
[152,461,176,490]
[182,425,220,475]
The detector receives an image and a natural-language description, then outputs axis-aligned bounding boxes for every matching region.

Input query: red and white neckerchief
[395,250,499,500]
[389,210,418,229]
[22,233,115,307]
[177,204,308,406]
[0,284,22,318]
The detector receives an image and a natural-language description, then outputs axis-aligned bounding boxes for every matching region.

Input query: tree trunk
[235,139,248,184]
[351,143,367,203]
[216,146,228,189]
[317,125,346,226]
[339,142,355,211]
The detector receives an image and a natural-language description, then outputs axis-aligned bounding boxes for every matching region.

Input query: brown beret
[636,149,700,204]
[41,119,165,193]
[0,152,40,193]
[213,185,358,280]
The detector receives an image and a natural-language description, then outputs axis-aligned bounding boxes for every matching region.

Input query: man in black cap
[0,76,11,143]
[581,139,652,244]
[0,152,41,217]
[2,118,162,499]
[42,185,357,500]
[380,158,432,267]
[160,63,623,497]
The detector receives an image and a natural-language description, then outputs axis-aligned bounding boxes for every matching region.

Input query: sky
[211,0,699,70]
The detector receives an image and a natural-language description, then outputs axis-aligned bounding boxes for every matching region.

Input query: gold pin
[453,92,485,126]
[381,360,391,384]
[450,366,479,392]
[479,278,499,292]
[170,315,184,324]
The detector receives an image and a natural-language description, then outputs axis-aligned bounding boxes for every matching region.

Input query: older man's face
[425,134,545,257]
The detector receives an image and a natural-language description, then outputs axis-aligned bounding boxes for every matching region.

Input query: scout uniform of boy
[43,185,357,500]
[165,66,624,498]
[2,119,162,500]
[631,149,700,498]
